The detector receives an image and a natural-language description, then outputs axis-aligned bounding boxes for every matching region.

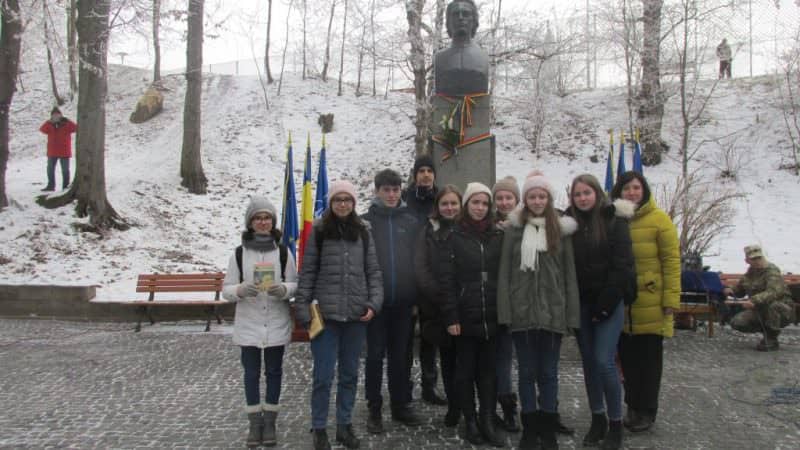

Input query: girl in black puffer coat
[565,174,636,450]
[414,185,462,428]
[439,182,505,448]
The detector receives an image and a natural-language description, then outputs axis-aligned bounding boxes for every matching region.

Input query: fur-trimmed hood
[506,206,578,236]
[610,198,636,219]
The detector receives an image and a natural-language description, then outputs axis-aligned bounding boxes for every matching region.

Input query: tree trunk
[67,0,78,98]
[180,0,207,194]
[43,1,64,105]
[40,0,127,230]
[428,0,444,97]
[370,0,376,96]
[321,0,336,82]
[302,0,307,80]
[265,0,274,84]
[153,0,161,82]
[337,0,348,96]
[0,0,22,210]
[406,0,429,156]
[277,0,294,96]
[636,0,665,166]
[355,0,366,97]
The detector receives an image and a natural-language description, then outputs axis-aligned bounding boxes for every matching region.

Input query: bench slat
[137,280,223,288]
[137,273,224,281]
[136,286,223,293]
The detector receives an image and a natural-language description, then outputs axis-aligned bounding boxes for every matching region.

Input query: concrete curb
[0,284,234,322]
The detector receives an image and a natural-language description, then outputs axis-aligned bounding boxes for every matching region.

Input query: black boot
[538,411,558,450]
[601,420,622,450]
[313,428,331,450]
[262,410,278,446]
[464,413,485,446]
[366,406,383,434]
[756,329,780,351]
[391,403,423,426]
[498,393,521,432]
[246,412,263,448]
[444,405,460,427]
[582,413,607,447]
[335,423,360,449]
[518,412,540,450]
[625,408,653,432]
[423,386,448,405]
[478,409,506,447]
[554,412,574,436]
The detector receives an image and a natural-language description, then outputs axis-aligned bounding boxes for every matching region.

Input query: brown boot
[756,329,779,351]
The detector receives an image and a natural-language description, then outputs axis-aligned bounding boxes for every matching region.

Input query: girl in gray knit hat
[222,195,298,447]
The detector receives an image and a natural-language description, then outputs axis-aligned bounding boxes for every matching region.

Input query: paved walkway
[1,319,799,449]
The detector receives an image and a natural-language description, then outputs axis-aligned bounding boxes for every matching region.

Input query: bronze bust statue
[433,0,489,96]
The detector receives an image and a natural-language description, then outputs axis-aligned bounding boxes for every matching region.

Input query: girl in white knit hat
[496,171,580,450]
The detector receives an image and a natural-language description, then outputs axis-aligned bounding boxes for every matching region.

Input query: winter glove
[267,283,288,299]
[592,287,622,322]
[236,282,260,298]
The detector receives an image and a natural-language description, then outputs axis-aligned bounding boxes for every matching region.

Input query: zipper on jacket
[389,215,396,305]
[480,241,488,340]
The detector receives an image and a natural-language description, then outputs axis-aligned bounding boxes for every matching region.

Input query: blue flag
[604,147,615,193]
[617,139,627,181]
[633,140,643,174]
[314,143,329,218]
[281,142,299,257]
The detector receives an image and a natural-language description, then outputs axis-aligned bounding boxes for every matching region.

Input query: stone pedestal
[430,94,496,193]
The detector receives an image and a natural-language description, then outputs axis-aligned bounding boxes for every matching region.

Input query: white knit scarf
[520,217,547,272]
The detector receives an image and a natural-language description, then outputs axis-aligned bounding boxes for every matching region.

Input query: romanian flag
[314,135,329,218]
[604,129,615,193]
[633,129,644,174]
[617,130,627,181]
[297,135,315,269]
[281,135,299,257]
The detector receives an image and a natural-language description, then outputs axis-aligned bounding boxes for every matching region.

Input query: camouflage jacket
[732,263,793,306]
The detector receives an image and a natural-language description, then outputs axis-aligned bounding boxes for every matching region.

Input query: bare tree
[67,0,77,97]
[302,0,307,79]
[43,0,64,105]
[778,27,800,175]
[337,0,348,96]
[0,0,22,210]
[152,0,161,82]
[40,0,127,230]
[370,0,377,96]
[355,1,367,96]
[264,0,274,84]
[406,0,429,156]
[321,0,336,82]
[427,0,444,97]
[180,0,207,194]
[277,0,294,96]
[489,0,502,98]
[637,0,665,165]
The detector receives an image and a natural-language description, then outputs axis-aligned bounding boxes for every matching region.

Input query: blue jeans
[365,304,413,409]
[241,345,285,406]
[310,320,367,429]
[577,302,624,420]
[495,327,514,396]
[46,157,70,189]
[513,329,562,414]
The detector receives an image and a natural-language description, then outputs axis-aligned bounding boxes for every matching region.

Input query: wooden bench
[679,292,717,337]
[92,273,227,332]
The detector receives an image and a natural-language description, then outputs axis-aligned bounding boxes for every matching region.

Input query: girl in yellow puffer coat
[611,171,680,434]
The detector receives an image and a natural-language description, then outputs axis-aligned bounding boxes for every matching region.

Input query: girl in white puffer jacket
[222,195,297,448]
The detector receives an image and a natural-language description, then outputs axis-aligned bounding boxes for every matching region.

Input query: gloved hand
[592,287,622,322]
[267,283,288,299]
[236,283,260,298]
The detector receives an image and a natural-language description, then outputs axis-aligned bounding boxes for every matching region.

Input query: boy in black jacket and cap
[362,169,423,433]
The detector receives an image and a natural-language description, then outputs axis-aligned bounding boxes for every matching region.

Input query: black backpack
[235,244,288,283]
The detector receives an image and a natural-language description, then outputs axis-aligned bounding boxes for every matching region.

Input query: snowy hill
[1,65,798,300]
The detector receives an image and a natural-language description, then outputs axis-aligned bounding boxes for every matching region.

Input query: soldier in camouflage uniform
[726,245,794,351]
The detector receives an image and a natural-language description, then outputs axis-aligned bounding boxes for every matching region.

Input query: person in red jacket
[39,107,77,191]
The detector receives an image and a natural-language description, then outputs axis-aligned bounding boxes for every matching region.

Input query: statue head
[446,0,479,42]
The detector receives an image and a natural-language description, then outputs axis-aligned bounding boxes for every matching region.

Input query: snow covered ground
[1,64,798,301]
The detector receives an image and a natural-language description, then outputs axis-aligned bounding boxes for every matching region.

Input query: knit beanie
[245,195,278,229]
[413,154,436,177]
[328,180,358,208]
[521,170,556,200]
[492,176,520,202]
[462,182,493,207]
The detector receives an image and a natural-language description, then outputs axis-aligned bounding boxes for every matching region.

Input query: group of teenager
[222,155,685,450]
